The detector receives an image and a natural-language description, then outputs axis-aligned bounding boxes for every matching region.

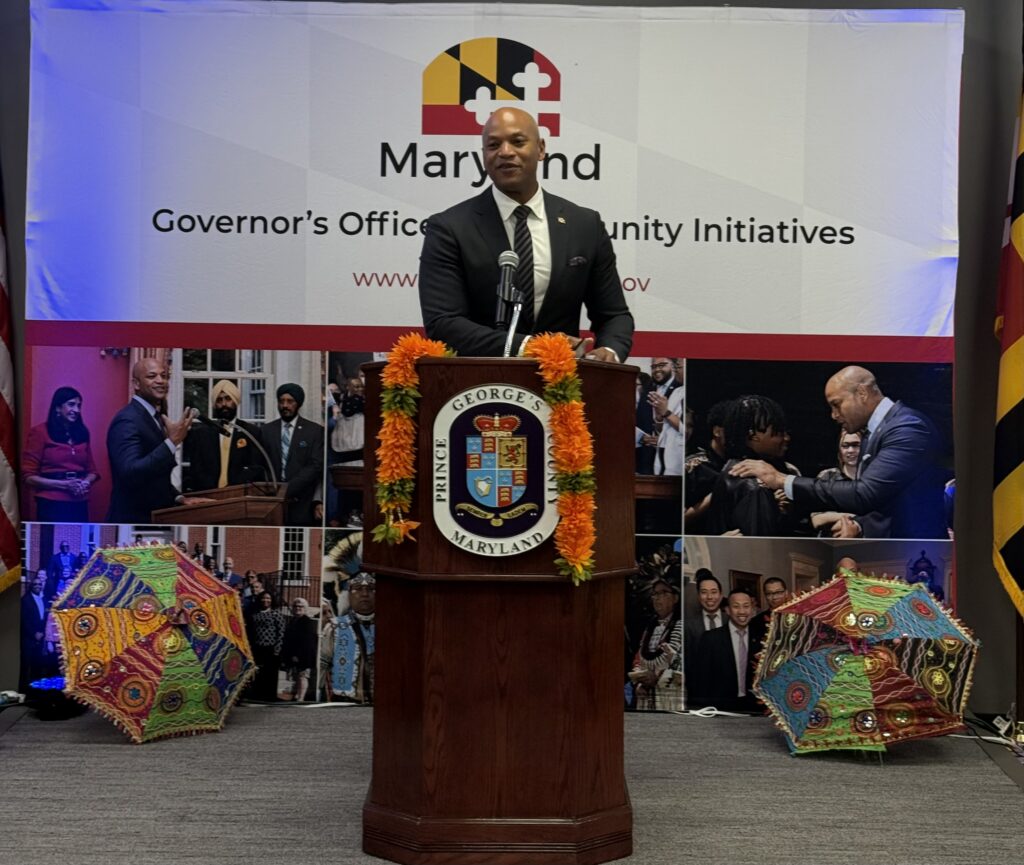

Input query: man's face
[482,108,545,203]
[650,358,671,385]
[291,600,308,617]
[224,557,234,572]
[346,378,364,398]
[748,425,790,460]
[350,582,376,615]
[834,557,858,577]
[60,542,69,554]
[727,592,755,628]
[31,572,45,594]
[763,580,790,610]
[672,358,685,385]
[278,394,299,422]
[133,358,170,407]
[252,580,264,595]
[650,583,676,618]
[697,579,722,613]
[825,379,871,432]
[213,392,238,422]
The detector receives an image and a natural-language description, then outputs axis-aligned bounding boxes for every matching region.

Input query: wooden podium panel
[361,359,635,865]
[151,482,286,525]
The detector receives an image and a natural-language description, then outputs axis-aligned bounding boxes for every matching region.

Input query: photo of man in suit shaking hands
[418,107,634,362]
[728,365,947,539]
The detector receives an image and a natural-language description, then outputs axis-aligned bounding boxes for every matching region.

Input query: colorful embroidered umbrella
[51,544,255,743]
[754,571,978,754]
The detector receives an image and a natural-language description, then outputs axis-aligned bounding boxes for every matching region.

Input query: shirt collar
[866,396,895,436]
[492,184,544,224]
[132,395,159,418]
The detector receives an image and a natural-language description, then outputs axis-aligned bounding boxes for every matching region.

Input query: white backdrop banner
[25,1,962,352]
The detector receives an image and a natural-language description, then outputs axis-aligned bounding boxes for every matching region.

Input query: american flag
[0,220,19,593]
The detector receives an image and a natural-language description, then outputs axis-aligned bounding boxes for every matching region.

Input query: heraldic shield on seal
[433,383,558,556]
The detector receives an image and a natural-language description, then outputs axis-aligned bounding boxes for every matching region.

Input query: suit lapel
[473,190,512,263]
[861,401,899,464]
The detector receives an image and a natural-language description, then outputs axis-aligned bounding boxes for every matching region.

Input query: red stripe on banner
[24,320,954,362]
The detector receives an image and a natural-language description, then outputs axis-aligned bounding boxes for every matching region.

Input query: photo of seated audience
[681,535,955,712]
[19,345,326,526]
[686,360,952,539]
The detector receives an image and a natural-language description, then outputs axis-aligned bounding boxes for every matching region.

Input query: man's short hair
[694,568,721,591]
[727,587,755,603]
[762,576,786,591]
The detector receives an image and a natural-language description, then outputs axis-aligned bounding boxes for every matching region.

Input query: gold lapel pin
[557,216,566,224]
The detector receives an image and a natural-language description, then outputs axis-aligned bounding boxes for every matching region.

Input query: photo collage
[17,346,955,718]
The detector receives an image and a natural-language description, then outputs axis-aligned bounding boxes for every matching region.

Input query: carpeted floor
[1,705,1022,865]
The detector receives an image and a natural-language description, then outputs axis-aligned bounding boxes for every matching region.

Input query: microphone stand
[503,287,525,358]
[196,417,280,496]
[243,432,282,497]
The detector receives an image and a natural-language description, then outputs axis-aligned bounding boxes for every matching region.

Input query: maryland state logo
[422,37,561,137]
[433,383,558,557]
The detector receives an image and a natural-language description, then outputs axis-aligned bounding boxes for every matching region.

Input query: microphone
[494,249,520,328]
[192,414,231,437]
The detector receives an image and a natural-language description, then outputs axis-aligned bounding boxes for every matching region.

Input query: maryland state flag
[995,93,1024,620]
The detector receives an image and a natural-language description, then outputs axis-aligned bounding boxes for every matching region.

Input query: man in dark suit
[418,107,634,363]
[260,383,324,527]
[749,576,790,646]
[106,357,196,523]
[690,588,760,713]
[20,570,51,690]
[44,540,76,602]
[683,570,724,698]
[730,366,947,539]
[184,379,262,492]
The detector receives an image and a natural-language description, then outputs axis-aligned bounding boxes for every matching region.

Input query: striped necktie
[513,205,535,330]
[281,422,292,478]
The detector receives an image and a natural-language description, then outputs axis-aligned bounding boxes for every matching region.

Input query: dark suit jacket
[261,416,324,526]
[790,401,947,539]
[106,399,179,522]
[418,188,634,360]
[184,420,263,492]
[683,610,722,690]
[690,624,759,712]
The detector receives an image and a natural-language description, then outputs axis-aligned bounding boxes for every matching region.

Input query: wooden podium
[361,358,635,865]
[151,482,286,525]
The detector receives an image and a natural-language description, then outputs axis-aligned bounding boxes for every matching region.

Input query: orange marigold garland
[524,333,597,584]
[373,333,453,545]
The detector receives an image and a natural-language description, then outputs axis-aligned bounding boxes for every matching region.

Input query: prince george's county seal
[432,383,558,556]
